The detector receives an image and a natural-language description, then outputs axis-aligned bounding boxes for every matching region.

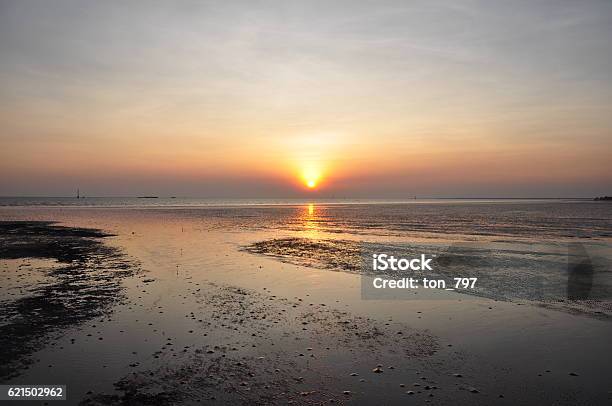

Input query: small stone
[372,367,383,373]
[469,387,479,394]
[343,391,351,395]
[406,391,415,395]
[350,373,358,376]
[569,372,579,376]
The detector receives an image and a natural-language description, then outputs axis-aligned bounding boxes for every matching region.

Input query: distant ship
[138,196,159,199]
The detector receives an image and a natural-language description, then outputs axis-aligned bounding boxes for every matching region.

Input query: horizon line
[0,195,602,200]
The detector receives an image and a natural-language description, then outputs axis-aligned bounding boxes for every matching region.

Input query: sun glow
[285,132,341,192]
[301,166,322,190]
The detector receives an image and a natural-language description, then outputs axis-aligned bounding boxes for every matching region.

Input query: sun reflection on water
[299,203,321,238]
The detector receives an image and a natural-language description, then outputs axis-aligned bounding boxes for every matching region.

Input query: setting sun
[299,164,323,191]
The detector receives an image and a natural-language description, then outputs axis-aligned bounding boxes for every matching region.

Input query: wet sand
[0,221,140,381]
[1,206,611,405]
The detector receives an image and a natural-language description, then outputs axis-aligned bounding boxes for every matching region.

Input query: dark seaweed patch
[0,221,140,380]
[243,237,612,319]
[243,237,363,273]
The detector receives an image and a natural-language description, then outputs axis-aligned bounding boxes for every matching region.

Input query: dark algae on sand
[0,221,140,380]
[243,237,612,319]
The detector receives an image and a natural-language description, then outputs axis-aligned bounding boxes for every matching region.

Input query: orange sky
[1,1,611,197]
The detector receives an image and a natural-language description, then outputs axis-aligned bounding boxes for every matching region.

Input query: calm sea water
[1,197,610,239]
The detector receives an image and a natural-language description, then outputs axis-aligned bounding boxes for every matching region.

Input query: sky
[1,0,611,198]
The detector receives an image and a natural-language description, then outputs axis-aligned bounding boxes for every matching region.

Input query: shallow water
[2,198,610,239]
[1,201,611,405]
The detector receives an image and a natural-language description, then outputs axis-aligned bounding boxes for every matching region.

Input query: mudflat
[1,202,611,405]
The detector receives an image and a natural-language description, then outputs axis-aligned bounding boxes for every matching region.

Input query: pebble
[372,367,383,373]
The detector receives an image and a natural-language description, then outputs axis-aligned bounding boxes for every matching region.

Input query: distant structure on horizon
[594,196,612,201]
[76,188,80,199]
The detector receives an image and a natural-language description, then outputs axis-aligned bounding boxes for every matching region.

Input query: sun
[300,165,322,190]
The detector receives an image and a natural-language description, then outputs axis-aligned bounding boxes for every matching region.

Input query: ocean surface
[1,197,610,239]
